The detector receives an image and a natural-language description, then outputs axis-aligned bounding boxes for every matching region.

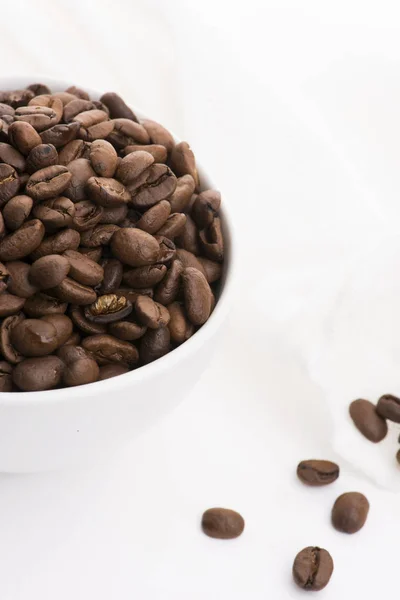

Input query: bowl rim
[0,76,236,405]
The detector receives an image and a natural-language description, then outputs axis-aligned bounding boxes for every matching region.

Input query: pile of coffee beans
[0,83,224,392]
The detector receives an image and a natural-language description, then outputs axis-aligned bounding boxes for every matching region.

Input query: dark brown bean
[175,248,206,277]
[10,318,59,357]
[26,165,72,201]
[297,460,340,486]
[82,334,139,366]
[100,92,138,121]
[115,288,153,304]
[176,214,200,255]
[25,143,58,174]
[8,121,41,154]
[201,508,245,540]
[32,197,75,232]
[142,119,174,153]
[0,142,26,172]
[63,99,96,122]
[116,150,154,185]
[30,228,80,260]
[197,257,222,283]
[78,246,102,262]
[349,399,388,442]
[80,224,119,247]
[170,141,199,187]
[23,293,67,317]
[0,103,14,118]
[63,249,104,286]
[6,261,37,298]
[40,121,80,147]
[293,547,334,591]
[124,144,167,163]
[135,296,170,329]
[63,331,81,346]
[182,267,212,326]
[89,139,118,177]
[72,200,103,232]
[70,305,107,335]
[28,94,63,123]
[48,277,96,305]
[97,258,123,294]
[86,176,130,207]
[0,360,13,391]
[79,120,114,142]
[140,326,170,364]
[27,83,51,96]
[0,292,25,316]
[52,91,78,106]
[107,118,149,149]
[73,109,108,135]
[122,264,167,289]
[376,394,400,423]
[135,200,171,234]
[0,261,10,294]
[84,294,132,324]
[58,139,91,165]
[3,195,33,231]
[0,164,20,206]
[169,174,196,213]
[64,158,96,202]
[157,213,187,238]
[98,364,129,380]
[167,302,195,344]
[331,492,369,534]
[65,86,90,100]
[199,217,224,262]
[29,254,70,289]
[14,105,59,131]
[42,313,73,348]
[129,164,177,209]
[155,235,176,264]
[108,319,146,341]
[0,220,45,261]
[111,228,160,267]
[154,260,183,305]
[98,203,128,224]
[12,356,64,391]
[0,313,25,364]
[58,345,99,387]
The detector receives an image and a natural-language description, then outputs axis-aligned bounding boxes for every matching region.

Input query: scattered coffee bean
[201,508,245,539]
[349,399,388,442]
[331,492,369,533]
[376,394,400,423]
[297,460,340,486]
[292,547,334,591]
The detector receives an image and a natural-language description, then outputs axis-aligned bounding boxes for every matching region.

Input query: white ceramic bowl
[0,76,234,473]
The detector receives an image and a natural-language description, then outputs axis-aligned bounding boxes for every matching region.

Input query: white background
[1,0,400,597]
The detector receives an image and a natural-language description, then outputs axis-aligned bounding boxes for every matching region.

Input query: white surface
[0,0,400,597]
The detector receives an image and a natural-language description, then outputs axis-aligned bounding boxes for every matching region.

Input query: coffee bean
[111,228,160,267]
[167,302,195,344]
[30,227,80,260]
[6,261,37,298]
[82,334,139,366]
[296,460,340,486]
[10,318,59,357]
[72,200,103,232]
[0,313,25,364]
[86,176,130,208]
[70,305,107,335]
[170,141,199,187]
[65,86,90,101]
[52,91,78,106]
[176,214,200,255]
[98,363,129,380]
[63,331,81,346]
[201,508,245,540]
[58,139,91,165]
[79,247,102,262]
[157,213,187,239]
[28,94,63,124]
[99,204,128,225]
[116,151,154,186]
[376,394,400,423]
[155,235,176,264]
[140,326,170,364]
[15,105,59,132]
[0,103,14,118]
[3,195,33,230]
[89,139,118,177]
[175,248,206,277]
[63,99,96,122]
[0,164,19,206]
[26,165,72,201]
[25,143,58,174]
[396,449,400,464]
[123,264,167,289]
[0,142,26,172]
[0,360,13,391]
[115,287,153,304]
[331,492,369,533]
[32,197,75,232]
[29,254,70,289]
[48,277,96,305]
[58,345,99,387]
[197,257,222,283]
[73,109,110,139]
[80,224,119,247]
[42,314,73,348]
[293,547,334,591]
[108,319,147,341]
[7,89,34,109]
[0,220,45,261]
[97,258,123,294]
[27,83,51,96]
[84,294,132,324]
[136,200,171,234]
[199,216,224,262]
[154,260,183,305]
[141,119,174,153]
[169,174,196,213]
[349,399,388,442]
[40,121,80,148]
[8,121,42,154]
[0,261,10,294]
[64,158,96,202]
[12,356,64,391]
[100,92,138,122]
[107,118,149,149]
[129,164,177,209]
[124,144,167,163]
[63,249,104,286]
[23,293,67,317]
[182,267,212,326]
[135,296,170,329]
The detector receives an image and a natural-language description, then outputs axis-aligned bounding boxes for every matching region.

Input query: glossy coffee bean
[108,319,146,341]
[122,264,167,289]
[175,248,206,277]
[63,331,81,346]
[58,345,99,387]
[80,224,119,248]
[349,399,388,442]
[100,92,138,121]
[86,176,130,207]
[98,364,129,380]
[40,121,80,148]
[30,227,80,260]
[84,294,132,324]
[197,257,222,283]
[331,492,369,534]
[10,318,59,357]
[157,213,187,239]
[58,139,91,165]
[25,143,58,174]
[0,220,45,261]
[155,235,176,264]
[8,121,41,154]
[167,302,194,344]
[124,144,167,163]
[169,174,196,213]
[3,195,33,230]
[6,261,37,298]
[0,313,25,364]
[72,200,103,232]
[42,314,73,348]
[97,258,123,294]
[0,142,26,172]
[129,164,177,209]
[182,267,212,326]
[297,460,340,486]
[23,293,67,317]
[201,508,245,540]
[26,165,72,201]
[140,326,170,364]
[115,287,153,304]
[82,334,138,366]
[191,190,221,229]
[141,119,174,153]
[0,292,25,316]
[29,254,70,289]
[107,118,149,149]
[176,214,199,255]
[170,141,199,187]
[135,200,171,234]
[13,355,64,391]
[116,150,154,185]
[376,394,400,423]
[293,547,334,591]
[32,197,75,232]
[0,164,20,206]
[89,139,118,177]
[70,305,107,335]
[199,217,224,262]
[63,249,104,286]
[64,158,95,202]
[111,228,160,267]
[48,277,96,305]
[154,260,183,305]
[0,360,13,391]
[135,296,170,329]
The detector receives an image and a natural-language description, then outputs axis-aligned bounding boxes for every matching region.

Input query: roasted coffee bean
[8,121,41,155]
[73,109,111,140]
[115,287,153,304]
[40,121,80,148]
[155,235,176,264]
[82,334,138,366]
[72,200,103,232]
[42,314,73,348]
[14,105,58,131]
[0,164,19,206]
[331,492,369,533]
[182,267,212,326]
[97,258,123,294]
[123,264,167,289]
[13,356,64,391]
[3,195,33,231]
[168,302,195,344]
[199,217,224,262]
[297,460,340,486]
[26,165,72,201]
[98,363,129,380]
[0,142,26,172]
[108,318,146,341]
[201,508,245,540]
[376,394,400,423]
[0,103,15,118]
[0,360,12,391]
[25,143,58,174]
[136,200,171,234]
[107,118,149,149]
[129,164,177,209]
[169,175,196,213]
[52,91,78,106]
[84,294,132,324]
[58,139,91,165]
[6,261,37,298]
[176,214,199,255]
[27,83,51,96]
[23,293,67,317]
[6,89,34,108]
[63,249,104,286]
[70,305,107,335]
[140,326,170,364]
[64,158,96,202]
[154,260,183,305]
[142,119,174,153]
[0,261,10,294]
[86,176,130,207]
[0,313,25,364]
[58,344,99,387]
[170,141,199,187]
[30,227,80,260]
[0,292,25,316]
[79,246,102,262]
[135,296,170,329]
[29,254,70,289]
[32,197,75,232]
[48,277,96,305]
[80,224,119,247]
[99,203,128,224]
[80,119,114,142]
[293,547,334,591]
[63,99,96,122]
[10,318,59,357]
[116,150,154,185]
[124,144,167,163]
[197,257,222,283]
[63,331,81,346]
[157,213,187,238]
[175,248,206,277]
[0,220,45,261]
[65,86,90,100]
[349,399,388,442]
[28,94,63,123]
[111,228,160,267]
[89,139,118,177]
[100,92,138,121]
